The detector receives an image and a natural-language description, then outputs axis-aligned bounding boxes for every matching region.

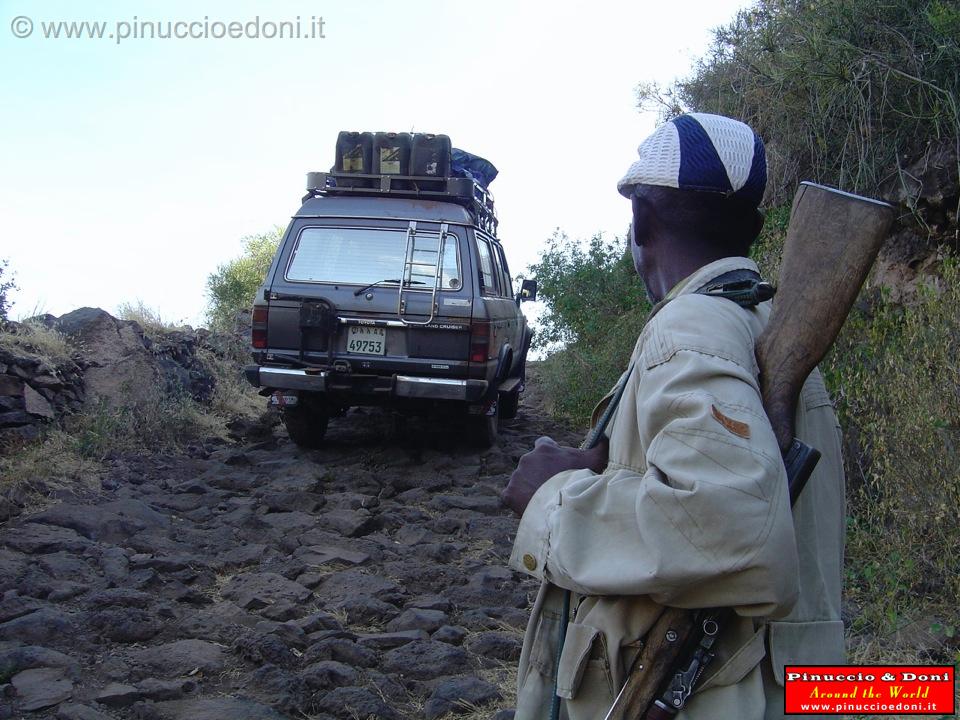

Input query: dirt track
[0,381,583,719]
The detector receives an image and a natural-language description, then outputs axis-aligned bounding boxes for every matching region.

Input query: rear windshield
[285,227,462,290]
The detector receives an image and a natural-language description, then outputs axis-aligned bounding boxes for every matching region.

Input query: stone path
[0,389,583,719]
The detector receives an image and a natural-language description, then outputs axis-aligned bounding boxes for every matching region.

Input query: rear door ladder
[398,221,447,325]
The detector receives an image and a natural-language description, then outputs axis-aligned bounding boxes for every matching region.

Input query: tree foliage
[642,0,960,205]
[528,230,649,350]
[0,260,16,321]
[528,231,650,421]
[205,227,283,331]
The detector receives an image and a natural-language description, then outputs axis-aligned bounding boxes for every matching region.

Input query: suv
[244,138,536,448]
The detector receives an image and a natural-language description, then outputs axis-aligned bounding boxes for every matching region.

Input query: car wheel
[281,402,329,449]
[467,400,499,449]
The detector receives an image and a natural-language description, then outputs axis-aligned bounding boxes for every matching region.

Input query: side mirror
[519,279,538,302]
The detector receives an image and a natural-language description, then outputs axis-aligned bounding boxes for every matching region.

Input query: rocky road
[0,386,583,720]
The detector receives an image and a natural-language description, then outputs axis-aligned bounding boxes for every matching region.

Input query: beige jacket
[510,258,845,720]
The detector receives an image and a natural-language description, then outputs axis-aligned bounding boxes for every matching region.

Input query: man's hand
[501,436,609,516]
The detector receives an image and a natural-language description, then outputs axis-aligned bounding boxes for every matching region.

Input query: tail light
[469,321,490,363]
[252,305,269,349]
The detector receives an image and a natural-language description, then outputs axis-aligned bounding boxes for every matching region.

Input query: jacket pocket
[557,622,616,718]
[556,623,606,700]
[767,620,845,685]
[527,613,559,682]
[697,625,767,691]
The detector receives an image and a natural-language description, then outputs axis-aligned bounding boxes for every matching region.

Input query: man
[503,113,845,720]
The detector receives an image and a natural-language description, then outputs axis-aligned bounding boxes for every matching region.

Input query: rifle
[594,182,895,720]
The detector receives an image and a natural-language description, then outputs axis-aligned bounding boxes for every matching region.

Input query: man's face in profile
[629,195,658,304]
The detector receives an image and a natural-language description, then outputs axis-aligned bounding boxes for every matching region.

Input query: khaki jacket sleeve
[510,300,800,617]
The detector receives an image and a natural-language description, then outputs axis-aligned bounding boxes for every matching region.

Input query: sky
[0,0,749,326]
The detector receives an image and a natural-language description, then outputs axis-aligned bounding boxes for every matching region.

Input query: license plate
[346,325,386,355]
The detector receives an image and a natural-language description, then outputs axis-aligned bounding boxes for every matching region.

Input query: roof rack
[304,171,498,235]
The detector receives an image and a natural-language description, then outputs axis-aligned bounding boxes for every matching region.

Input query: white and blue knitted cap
[617,113,767,206]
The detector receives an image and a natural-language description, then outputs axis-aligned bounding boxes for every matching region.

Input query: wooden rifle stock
[758,183,895,450]
[602,183,894,720]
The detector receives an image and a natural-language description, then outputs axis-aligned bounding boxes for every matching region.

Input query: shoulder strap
[694,269,776,308]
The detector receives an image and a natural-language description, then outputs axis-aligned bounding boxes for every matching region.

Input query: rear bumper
[245,365,488,402]
[250,366,330,391]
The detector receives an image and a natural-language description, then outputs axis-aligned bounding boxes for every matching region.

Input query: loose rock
[56,704,113,720]
[220,572,311,611]
[128,639,225,676]
[382,640,472,680]
[318,687,399,720]
[300,660,358,691]
[94,682,142,708]
[424,676,502,719]
[156,696,288,720]
[11,667,73,711]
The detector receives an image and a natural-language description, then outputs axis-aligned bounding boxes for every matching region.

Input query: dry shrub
[824,257,960,656]
[64,389,215,461]
[0,427,102,513]
[0,319,74,365]
[196,339,263,422]
[116,300,181,340]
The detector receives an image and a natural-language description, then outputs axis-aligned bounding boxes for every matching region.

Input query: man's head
[618,113,767,302]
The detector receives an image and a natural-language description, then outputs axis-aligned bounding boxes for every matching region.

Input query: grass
[822,260,960,658]
[0,318,74,365]
[0,387,221,514]
[116,299,184,340]
[196,343,263,421]
[0,427,103,513]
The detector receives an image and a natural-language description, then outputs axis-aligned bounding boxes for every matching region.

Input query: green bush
[527,231,650,422]
[529,230,648,350]
[205,227,283,331]
[642,0,960,205]
[539,307,648,422]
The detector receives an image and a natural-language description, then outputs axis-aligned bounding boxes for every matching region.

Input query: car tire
[281,402,329,449]
[467,401,499,449]
[499,388,520,420]
[499,358,526,421]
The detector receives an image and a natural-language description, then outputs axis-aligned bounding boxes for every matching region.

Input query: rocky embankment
[0,308,233,450]
[0,383,581,719]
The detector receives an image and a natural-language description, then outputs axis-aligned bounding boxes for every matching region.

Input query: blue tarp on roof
[451,148,498,189]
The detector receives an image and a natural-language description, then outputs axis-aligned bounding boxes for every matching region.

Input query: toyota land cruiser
[244,132,536,449]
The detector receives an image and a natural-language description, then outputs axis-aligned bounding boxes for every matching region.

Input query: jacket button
[522,554,537,571]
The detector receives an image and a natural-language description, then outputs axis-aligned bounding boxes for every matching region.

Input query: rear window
[285,227,461,290]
